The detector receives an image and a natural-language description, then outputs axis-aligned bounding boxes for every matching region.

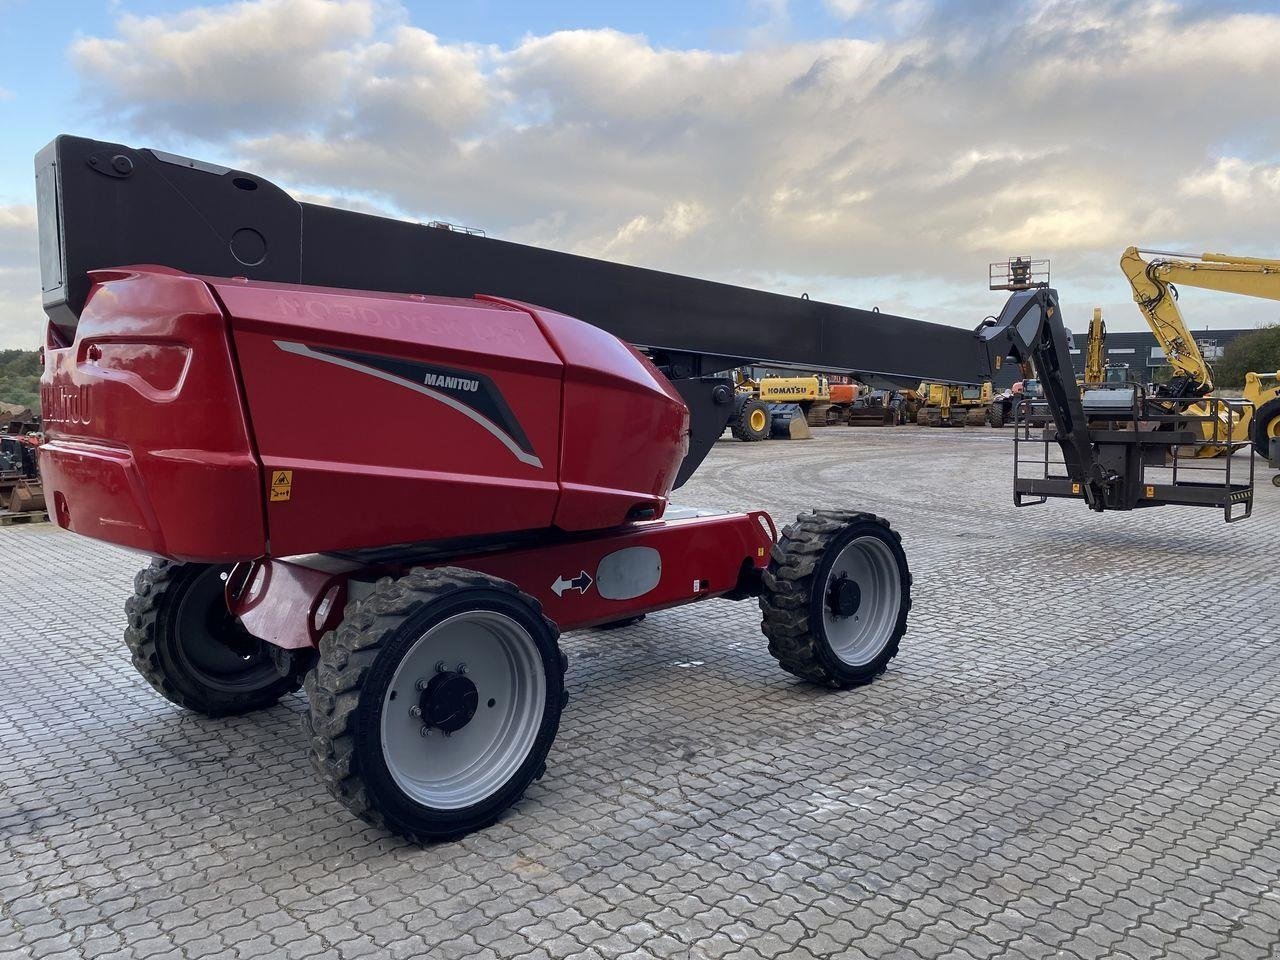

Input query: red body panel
[235,511,775,649]
[220,280,565,554]
[40,268,691,561]
[439,511,769,630]
[39,269,265,561]
[484,297,689,531]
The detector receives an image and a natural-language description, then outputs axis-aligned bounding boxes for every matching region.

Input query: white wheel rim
[380,610,546,810]
[821,536,902,666]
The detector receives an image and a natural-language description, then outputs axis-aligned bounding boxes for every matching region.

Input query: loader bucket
[8,480,46,514]
[787,417,813,440]
[768,403,811,439]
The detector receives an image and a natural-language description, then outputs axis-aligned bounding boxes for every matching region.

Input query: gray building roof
[991,327,1255,389]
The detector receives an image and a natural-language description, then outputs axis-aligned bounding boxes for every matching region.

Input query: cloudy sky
[1,0,1279,349]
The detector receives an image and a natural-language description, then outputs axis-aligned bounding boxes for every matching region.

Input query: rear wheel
[304,567,566,842]
[124,560,308,716]
[986,404,1006,428]
[1250,397,1280,458]
[760,512,911,689]
[735,398,770,441]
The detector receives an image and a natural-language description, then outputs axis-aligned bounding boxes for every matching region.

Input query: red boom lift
[32,136,1253,840]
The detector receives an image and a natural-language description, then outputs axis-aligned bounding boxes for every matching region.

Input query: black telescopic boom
[36,135,993,385]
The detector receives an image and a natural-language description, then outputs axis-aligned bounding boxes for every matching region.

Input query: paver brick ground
[2,427,1278,959]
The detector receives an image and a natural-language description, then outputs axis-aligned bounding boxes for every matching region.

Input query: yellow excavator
[758,375,861,426]
[1084,307,1107,384]
[914,381,992,427]
[1120,246,1280,458]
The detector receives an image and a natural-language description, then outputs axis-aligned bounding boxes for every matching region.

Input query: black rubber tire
[303,567,566,843]
[986,404,1005,428]
[124,560,307,716]
[1250,398,1280,458]
[735,398,770,441]
[1272,474,1280,488]
[760,511,912,689]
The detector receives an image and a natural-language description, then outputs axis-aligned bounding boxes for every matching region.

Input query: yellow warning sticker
[1071,483,1081,495]
[269,470,293,502]
[1145,485,1155,498]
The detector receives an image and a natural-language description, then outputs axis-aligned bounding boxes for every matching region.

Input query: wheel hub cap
[420,671,479,734]
[827,576,862,619]
[820,535,902,667]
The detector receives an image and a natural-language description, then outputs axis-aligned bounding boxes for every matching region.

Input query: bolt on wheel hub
[826,575,862,619]
[419,671,479,734]
[380,609,547,810]
[819,534,903,667]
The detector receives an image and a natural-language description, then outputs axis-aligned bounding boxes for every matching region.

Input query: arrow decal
[552,570,594,598]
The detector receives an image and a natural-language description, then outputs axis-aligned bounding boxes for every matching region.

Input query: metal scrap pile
[0,411,45,514]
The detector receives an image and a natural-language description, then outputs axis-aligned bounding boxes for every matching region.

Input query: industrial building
[991,326,1256,389]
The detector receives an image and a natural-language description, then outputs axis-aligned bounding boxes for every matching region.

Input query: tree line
[1215,325,1280,388]
[0,349,40,413]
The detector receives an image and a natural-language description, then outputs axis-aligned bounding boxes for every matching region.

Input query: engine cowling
[39,267,690,561]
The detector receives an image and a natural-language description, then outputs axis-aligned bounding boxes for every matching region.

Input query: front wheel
[734,398,771,441]
[124,560,308,716]
[760,512,911,689]
[304,567,566,842]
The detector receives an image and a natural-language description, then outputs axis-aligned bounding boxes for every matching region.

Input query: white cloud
[0,205,42,349]
[22,0,1277,345]
[1179,157,1280,205]
[70,0,378,134]
[826,0,874,17]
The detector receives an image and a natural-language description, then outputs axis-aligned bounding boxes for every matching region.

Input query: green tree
[1215,325,1280,389]
[0,349,41,413]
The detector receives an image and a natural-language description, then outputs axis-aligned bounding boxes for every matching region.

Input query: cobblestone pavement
[2,428,1278,960]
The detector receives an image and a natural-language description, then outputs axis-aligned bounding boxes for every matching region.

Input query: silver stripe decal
[274,340,543,469]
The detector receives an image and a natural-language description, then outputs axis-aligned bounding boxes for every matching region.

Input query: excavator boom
[1121,245,1280,460]
[1083,308,1107,384]
[1119,246,1214,392]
